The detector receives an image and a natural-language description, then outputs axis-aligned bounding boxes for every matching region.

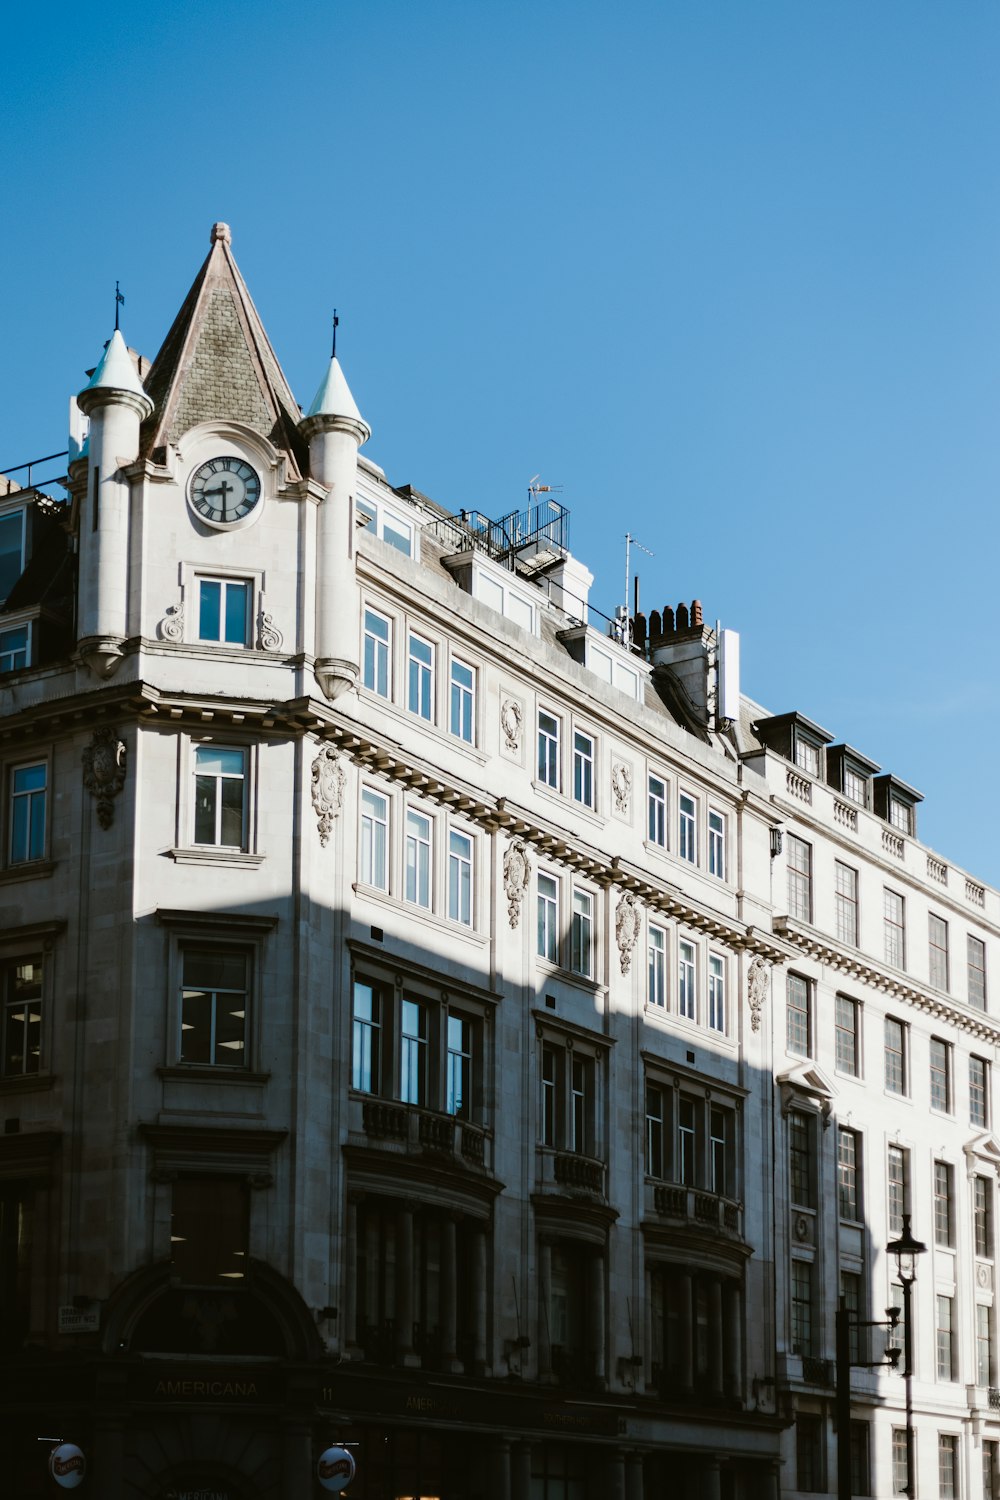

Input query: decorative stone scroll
[82,727,127,829]
[311,746,346,846]
[500,698,522,753]
[615,891,640,974]
[747,955,770,1033]
[503,838,531,928]
[611,761,632,816]
[257,595,283,652]
[158,601,184,641]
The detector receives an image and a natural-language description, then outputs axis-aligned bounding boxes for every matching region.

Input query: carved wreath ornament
[747,955,770,1034]
[500,698,523,753]
[611,762,632,816]
[503,838,531,928]
[615,891,640,974]
[311,746,346,846]
[82,726,127,829]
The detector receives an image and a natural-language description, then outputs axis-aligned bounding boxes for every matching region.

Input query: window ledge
[167,847,265,868]
[353,882,487,945]
[530,780,606,831]
[0,1072,57,1094]
[356,687,489,765]
[0,860,56,885]
[534,957,606,997]
[157,1066,271,1085]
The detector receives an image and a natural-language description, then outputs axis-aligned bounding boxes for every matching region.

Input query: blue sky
[4,1,1000,881]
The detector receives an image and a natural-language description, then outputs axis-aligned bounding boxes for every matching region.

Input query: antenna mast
[621,532,654,644]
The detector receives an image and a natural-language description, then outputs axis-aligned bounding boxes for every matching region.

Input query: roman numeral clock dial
[188,456,262,528]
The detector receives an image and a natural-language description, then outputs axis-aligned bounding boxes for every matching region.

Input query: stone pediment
[777,1060,836,1123]
[964,1132,1000,1173]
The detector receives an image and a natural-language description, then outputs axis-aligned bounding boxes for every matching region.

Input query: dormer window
[356,495,414,557]
[794,736,821,778]
[873,774,922,840]
[826,745,879,810]
[752,712,832,777]
[889,798,912,835]
[0,508,26,606]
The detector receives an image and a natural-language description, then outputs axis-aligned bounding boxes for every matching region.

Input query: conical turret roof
[305,355,367,428]
[139,222,305,477]
[80,328,150,405]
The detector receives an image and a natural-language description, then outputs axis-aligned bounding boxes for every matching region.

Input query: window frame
[787,972,813,1058]
[359,785,390,892]
[572,729,596,810]
[0,950,44,1080]
[887,1143,910,1237]
[929,912,950,993]
[787,834,812,923]
[647,923,667,1009]
[539,1032,601,1158]
[537,708,561,791]
[407,631,435,722]
[835,994,861,1077]
[569,886,594,979]
[178,943,251,1069]
[834,861,859,947]
[708,951,726,1033]
[708,806,726,880]
[678,789,697,865]
[884,1016,908,1097]
[934,1160,954,1249]
[362,606,392,698]
[447,827,475,927]
[192,743,249,851]
[884,888,906,970]
[195,573,253,648]
[971,1055,991,1129]
[678,937,696,1022]
[7,757,48,866]
[537,870,559,965]
[837,1125,862,1222]
[647,773,667,848]
[404,807,432,909]
[449,656,476,744]
[0,620,31,674]
[968,935,988,1011]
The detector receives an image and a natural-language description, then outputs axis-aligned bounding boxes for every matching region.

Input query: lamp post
[887,1215,927,1499]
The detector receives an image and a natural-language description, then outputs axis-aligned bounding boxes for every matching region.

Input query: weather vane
[331,308,339,359]
[114,281,125,333]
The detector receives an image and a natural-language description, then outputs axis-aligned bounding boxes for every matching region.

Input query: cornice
[775,915,1000,1044]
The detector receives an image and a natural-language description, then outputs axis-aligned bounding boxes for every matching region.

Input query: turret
[299,352,371,701]
[76,330,154,676]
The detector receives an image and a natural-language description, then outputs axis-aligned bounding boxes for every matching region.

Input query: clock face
[189,456,262,526]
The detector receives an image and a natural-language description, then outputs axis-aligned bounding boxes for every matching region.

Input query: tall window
[791,1260,816,1356]
[884,1016,907,1095]
[678,1097,697,1185]
[363,609,390,696]
[789,1112,815,1208]
[930,1038,952,1113]
[446,1012,473,1117]
[938,1434,958,1499]
[975,1175,994,1259]
[787,973,812,1057]
[193,746,246,848]
[837,1127,861,1221]
[351,979,382,1093]
[570,1055,592,1154]
[8,762,46,863]
[180,948,248,1067]
[542,1041,595,1155]
[198,576,250,645]
[796,1413,824,1493]
[787,835,812,922]
[929,914,949,991]
[892,1430,909,1496]
[679,792,697,863]
[538,711,560,789]
[645,1083,665,1178]
[835,862,858,946]
[936,1296,955,1380]
[979,1305,995,1389]
[573,732,595,808]
[648,925,666,1009]
[708,953,726,1032]
[360,789,389,890]
[710,1105,733,1196]
[934,1161,954,1248]
[678,940,696,1021]
[842,764,868,807]
[170,1177,249,1286]
[407,633,434,720]
[0,1181,33,1350]
[835,995,860,1076]
[542,1043,561,1146]
[841,1271,865,1364]
[405,810,431,908]
[849,1422,871,1498]
[887,1144,909,1236]
[971,1056,990,1129]
[448,830,473,926]
[708,808,726,879]
[570,889,593,977]
[985,1441,999,1500]
[0,508,26,605]
[449,658,475,743]
[1,955,42,1077]
[968,936,987,1011]
[399,998,428,1105]
[0,624,29,674]
[884,889,905,969]
[648,775,667,846]
[537,874,559,963]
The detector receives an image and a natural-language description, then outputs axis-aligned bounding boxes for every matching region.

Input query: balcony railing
[554,1152,604,1193]
[361,1098,489,1168]
[652,1183,743,1238]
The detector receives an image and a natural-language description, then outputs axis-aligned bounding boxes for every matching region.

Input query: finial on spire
[211,222,232,246]
[114,281,125,332]
[331,309,339,360]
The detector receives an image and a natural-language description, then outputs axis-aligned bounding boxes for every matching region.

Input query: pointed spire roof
[139,223,305,477]
[80,328,151,407]
[306,356,365,424]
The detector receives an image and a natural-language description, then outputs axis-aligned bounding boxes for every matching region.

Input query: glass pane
[0,512,23,601]
[184,950,246,991]
[195,747,245,776]
[199,580,221,641]
[180,986,212,1063]
[220,777,245,846]
[223,581,250,644]
[194,776,217,844]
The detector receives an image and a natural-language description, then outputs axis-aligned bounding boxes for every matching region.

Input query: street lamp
[886,1215,927,1499]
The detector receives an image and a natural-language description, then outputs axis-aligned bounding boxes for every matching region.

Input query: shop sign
[317,1447,356,1492]
[49,1444,86,1489]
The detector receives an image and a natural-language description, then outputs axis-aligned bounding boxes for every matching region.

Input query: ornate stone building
[1,224,998,1500]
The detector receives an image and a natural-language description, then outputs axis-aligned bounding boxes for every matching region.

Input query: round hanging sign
[317,1446,356,1492]
[49,1443,87,1489]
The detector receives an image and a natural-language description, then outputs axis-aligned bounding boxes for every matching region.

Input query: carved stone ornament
[616,891,640,974]
[257,595,283,652]
[158,601,184,642]
[503,838,531,928]
[82,727,127,829]
[611,761,632,815]
[311,746,346,847]
[500,698,523,753]
[747,955,770,1033]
